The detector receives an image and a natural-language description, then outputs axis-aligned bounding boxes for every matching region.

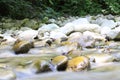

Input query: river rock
[68,32,82,43]
[83,31,105,41]
[17,29,38,41]
[83,31,106,47]
[66,56,90,72]
[50,31,67,40]
[51,55,68,71]
[0,35,16,45]
[53,23,74,35]
[74,24,101,33]
[101,19,117,28]
[72,18,90,24]
[56,42,79,54]
[38,24,59,32]
[105,28,120,40]
[12,40,34,54]
[37,24,59,40]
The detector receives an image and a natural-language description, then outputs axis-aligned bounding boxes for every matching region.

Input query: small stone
[66,56,90,72]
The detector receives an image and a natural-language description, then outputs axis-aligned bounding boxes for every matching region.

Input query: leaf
[49,0,53,5]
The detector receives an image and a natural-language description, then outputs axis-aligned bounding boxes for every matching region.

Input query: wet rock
[66,56,90,72]
[0,68,16,80]
[12,40,34,54]
[17,60,51,74]
[51,55,68,71]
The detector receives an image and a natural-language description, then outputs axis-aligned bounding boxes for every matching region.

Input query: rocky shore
[0,14,120,80]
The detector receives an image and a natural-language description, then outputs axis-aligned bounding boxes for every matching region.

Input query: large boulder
[17,29,38,41]
[101,19,117,28]
[50,31,67,40]
[72,18,90,24]
[53,23,74,35]
[73,24,101,33]
[100,26,120,40]
[37,24,59,39]
[38,24,59,32]
[78,31,106,48]
[66,56,90,72]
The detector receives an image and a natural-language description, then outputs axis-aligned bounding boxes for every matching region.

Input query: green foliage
[0,0,35,19]
[0,0,120,19]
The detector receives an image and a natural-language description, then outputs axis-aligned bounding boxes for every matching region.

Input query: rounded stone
[51,55,68,71]
[12,40,34,54]
[66,56,90,72]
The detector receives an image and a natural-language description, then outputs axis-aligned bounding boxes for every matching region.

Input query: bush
[0,0,120,19]
[0,0,35,19]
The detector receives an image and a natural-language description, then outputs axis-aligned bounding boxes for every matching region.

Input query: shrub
[0,0,120,19]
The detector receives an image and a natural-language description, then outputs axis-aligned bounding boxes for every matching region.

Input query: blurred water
[19,71,120,80]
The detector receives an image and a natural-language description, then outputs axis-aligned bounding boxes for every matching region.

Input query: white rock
[101,19,117,28]
[100,27,111,35]
[72,18,90,25]
[106,29,120,39]
[74,24,101,33]
[92,17,105,25]
[1,36,17,45]
[38,23,59,32]
[50,31,67,39]
[68,32,82,43]
[56,23,74,35]
[78,31,106,48]
[18,30,38,41]
[79,35,95,48]
[102,26,120,39]
[37,24,59,39]
[114,16,120,21]
[83,31,105,40]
